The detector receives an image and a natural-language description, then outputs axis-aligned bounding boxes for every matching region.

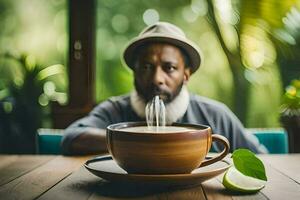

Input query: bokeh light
[44,81,56,96]
[182,6,199,22]
[111,14,129,33]
[143,9,159,26]
[191,0,207,16]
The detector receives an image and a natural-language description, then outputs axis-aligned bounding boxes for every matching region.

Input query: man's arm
[213,105,269,154]
[67,127,108,155]
[191,95,268,154]
[61,126,109,155]
[60,97,132,155]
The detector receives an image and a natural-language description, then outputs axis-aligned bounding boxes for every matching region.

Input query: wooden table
[0,154,299,200]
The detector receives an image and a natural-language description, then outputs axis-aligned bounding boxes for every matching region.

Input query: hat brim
[123,35,202,73]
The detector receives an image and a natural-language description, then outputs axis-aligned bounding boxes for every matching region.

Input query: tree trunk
[230,64,251,124]
[207,0,250,124]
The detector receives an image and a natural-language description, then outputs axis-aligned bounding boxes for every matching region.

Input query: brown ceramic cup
[106,122,230,175]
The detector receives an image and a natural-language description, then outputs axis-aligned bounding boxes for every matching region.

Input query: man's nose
[152,67,165,86]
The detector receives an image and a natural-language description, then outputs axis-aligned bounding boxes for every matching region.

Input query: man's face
[134,43,191,103]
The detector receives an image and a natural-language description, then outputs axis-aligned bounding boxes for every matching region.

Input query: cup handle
[199,134,230,167]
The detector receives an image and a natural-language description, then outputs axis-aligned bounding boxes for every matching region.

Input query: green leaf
[232,149,267,181]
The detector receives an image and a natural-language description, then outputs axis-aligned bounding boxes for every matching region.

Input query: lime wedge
[222,166,267,193]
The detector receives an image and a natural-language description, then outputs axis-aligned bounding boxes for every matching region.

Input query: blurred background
[0,0,299,153]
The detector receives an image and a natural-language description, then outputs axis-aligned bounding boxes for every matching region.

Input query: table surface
[0,154,299,200]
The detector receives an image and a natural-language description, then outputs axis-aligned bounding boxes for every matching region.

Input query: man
[61,22,268,155]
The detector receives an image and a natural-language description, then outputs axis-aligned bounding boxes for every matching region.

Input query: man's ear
[183,68,191,83]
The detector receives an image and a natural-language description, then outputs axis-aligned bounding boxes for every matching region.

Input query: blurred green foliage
[281,79,300,116]
[0,53,66,106]
[0,53,64,153]
[0,0,68,99]
[0,0,68,127]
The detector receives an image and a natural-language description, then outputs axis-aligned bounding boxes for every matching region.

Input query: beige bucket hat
[123,22,202,73]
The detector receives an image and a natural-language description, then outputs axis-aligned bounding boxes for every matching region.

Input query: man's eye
[143,64,153,70]
[165,65,176,72]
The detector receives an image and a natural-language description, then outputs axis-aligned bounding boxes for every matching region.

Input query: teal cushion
[210,129,289,154]
[37,129,63,154]
[252,129,288,154]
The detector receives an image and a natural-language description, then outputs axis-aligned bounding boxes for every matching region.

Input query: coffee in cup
[106,122,230,174]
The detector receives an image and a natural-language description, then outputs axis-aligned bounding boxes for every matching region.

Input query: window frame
[52,0,96,128]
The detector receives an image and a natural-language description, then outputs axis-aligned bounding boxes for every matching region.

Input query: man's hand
[69,127,108,155]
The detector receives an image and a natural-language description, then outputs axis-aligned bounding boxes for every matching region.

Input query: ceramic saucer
[84,155,231,187]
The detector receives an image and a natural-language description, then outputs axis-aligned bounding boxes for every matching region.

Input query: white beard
[130,85,190,125]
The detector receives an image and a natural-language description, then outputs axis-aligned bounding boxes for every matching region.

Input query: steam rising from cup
[145,95,166,131]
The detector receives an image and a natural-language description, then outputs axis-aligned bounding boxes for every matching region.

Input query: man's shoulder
[189,93,229,111]
[188,93,241,128]
[108,94,131,104]
[94,94,131,111]
[188,93,235,119]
